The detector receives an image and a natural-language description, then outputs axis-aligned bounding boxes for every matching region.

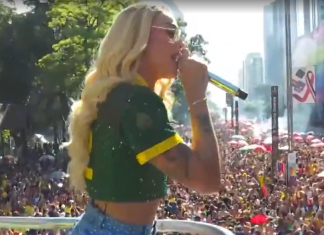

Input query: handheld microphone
[208,71,248,100]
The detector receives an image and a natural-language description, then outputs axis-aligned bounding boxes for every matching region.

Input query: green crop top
[84,80,183,202]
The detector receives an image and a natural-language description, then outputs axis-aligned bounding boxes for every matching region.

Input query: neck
[137,66,158,89]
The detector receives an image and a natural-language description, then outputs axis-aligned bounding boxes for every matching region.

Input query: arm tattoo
[163,144,192,180]
[196,113,214,133]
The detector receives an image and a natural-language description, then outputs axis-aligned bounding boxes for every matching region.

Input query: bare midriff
[93,199,161,225]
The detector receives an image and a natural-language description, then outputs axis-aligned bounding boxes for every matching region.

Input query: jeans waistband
[72,203,154,235]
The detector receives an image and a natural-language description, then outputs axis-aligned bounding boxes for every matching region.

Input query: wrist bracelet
[188,97,207,111]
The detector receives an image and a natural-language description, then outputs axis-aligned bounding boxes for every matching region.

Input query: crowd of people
[1,118,324,235]
[0,143,85,235]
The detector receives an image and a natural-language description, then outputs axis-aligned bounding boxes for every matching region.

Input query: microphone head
[237,89,248,100]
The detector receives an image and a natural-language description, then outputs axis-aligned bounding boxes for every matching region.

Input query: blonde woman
[66,2,221,235]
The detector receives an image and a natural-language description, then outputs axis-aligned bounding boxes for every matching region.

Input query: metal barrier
[0,217,234,235]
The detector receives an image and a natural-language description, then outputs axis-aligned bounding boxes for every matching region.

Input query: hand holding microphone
[177,48,209,103]
[178,48,248,101]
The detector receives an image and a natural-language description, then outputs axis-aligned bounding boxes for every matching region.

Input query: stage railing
[0,217,234,235]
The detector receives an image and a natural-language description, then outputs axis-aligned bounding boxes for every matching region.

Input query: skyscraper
[238,68,244,92]
[263,0,285,89]
[263,0,298,103]
[243,53,264,100]
[316,0,324,23]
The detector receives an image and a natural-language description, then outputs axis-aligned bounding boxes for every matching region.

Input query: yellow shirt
[65,206,72,214]
[1,180,6,188]
[258,175,264,187]
[3,203,11,214]
[309,164,317,175]
[25,205,34,216]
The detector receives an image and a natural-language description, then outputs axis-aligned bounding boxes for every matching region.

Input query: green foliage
[177,18,210,64]
[0,0,134,134]
[187,34,210,64]
[0,2,14,26]
[0,2,55,104]
[37,0,133,97]
[1,130,10,143]
[0,2,210,132]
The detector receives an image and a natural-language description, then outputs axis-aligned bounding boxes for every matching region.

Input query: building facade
[264,0,324,131]
[238,68,244,92]
[263,0,285,99]
[316,0,324,22]
[243,53,264,100]
[308,0,324,131]
[263,0,299,106]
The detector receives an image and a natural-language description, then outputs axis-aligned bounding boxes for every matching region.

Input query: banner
[271,86,279,176]
[292,66,316,103]
[291,23,324,128]
[287,152,297,186]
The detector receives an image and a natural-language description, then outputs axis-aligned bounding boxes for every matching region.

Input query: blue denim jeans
[69,204,155,235]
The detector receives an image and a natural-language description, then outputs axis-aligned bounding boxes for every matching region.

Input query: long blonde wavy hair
[64,2,175,192]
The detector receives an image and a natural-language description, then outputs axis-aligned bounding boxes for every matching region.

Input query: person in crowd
[1,6,324,235]
[64,2,221,235]
[3,112,324,235]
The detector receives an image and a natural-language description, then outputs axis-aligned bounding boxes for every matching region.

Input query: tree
[177,18,209,63]
[37,0,134,97]
[187,34,210,63]
[0,3,19,103]
[0,0,62,143]
[0,1,55,105]
[29,0,134,141]
[0,2,14,25]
